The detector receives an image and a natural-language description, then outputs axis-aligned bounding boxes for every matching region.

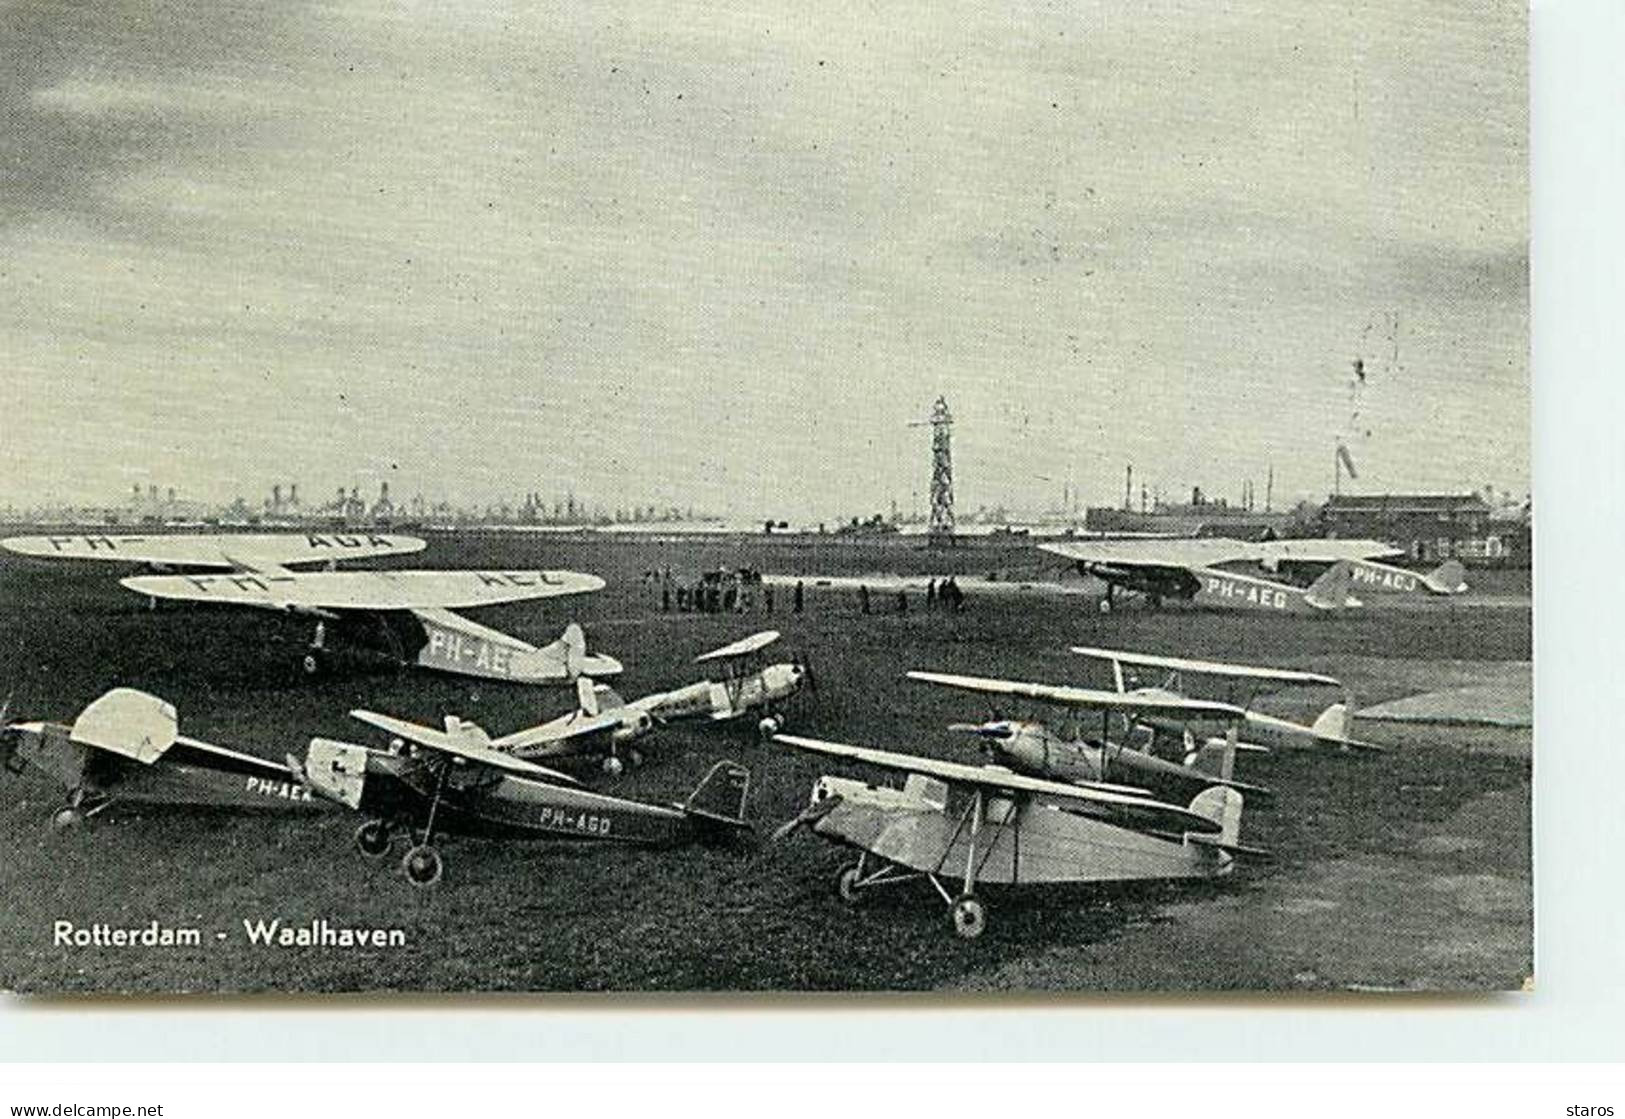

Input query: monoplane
[1071,645,1385,752]
[772,730,1263,938]
[1039,537,1388,613]
[2,532,619,684]
[1,688,327,830]
[291,710,751,886]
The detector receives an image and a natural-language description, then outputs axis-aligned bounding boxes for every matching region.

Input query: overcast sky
[0,0,1526,519]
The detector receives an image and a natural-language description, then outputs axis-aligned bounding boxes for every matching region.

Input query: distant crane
[908,397,955,547]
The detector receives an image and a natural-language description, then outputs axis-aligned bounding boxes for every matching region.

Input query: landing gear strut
[301,622,329,678]
[400,758,451,889]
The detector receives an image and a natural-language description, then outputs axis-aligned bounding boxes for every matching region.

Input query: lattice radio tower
[909,396,955,546]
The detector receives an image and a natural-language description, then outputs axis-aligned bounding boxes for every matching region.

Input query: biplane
[291,709,751,886]
[1071,645,1385,752]
[488,676,658,776]
[634,631,813,733]
[2,532,619,684]
[905,670,1272,801]
[0,688,327,830]
[772,731,1263,938]
[1039,537,1387,614]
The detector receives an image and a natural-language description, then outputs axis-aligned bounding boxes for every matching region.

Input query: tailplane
[682,761,752,832]
[1423,559,1469,595]
[1304,560,1358,611]
[534,623,623,680]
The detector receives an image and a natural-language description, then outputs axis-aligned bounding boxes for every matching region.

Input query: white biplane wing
[774,734,1222,835]
[3,532,425,570]
[906,671,1246,720]
[119,569,604,612]
[1069,646,1343,689]
[694,630,781,664]
[348,710,581,784]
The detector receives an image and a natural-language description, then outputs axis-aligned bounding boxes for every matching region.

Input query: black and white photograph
[0,0,1528,994]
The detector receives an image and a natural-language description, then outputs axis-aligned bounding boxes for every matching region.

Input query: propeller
[769,793,843,843]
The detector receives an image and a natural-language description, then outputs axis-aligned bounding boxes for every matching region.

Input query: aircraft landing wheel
[49,806,84,834]
[836,864,864,905]
[951,894,986,940]
[354,819,392,859]
[602,756,625,778]
[300,650,326,679]
[402,844,443,888]
[758,715,783,738]
[1097,597,1113,615]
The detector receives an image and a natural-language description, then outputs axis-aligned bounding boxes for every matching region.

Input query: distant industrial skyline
[0,1,1526,521]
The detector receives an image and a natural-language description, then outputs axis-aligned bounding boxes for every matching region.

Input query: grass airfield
[0,532,1530,993]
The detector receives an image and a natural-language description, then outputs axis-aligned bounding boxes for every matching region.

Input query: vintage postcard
[0,0,1527,993]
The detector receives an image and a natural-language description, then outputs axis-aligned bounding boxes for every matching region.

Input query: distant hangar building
[1319,492,1528,567]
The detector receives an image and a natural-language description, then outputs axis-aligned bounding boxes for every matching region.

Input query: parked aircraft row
[1,533,619,684]
[1,627,1374,937]
[0,529,1415,938]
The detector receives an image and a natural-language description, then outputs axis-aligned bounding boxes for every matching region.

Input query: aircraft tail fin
[1187,786,1243,848]
[682,761,752,832]
[531,623,624,681]
[1310,702,1350,742]
[1423,559,1469,595]
[560,622,587,677]
[1306,703,1384,751]
[1304,560,1357,611]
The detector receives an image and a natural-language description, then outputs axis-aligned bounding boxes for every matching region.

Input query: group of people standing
[856,576,967,615]
[648,568,966,617]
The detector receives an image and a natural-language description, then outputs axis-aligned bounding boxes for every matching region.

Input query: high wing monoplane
[1070,645,1386,752]
[3,532,620,684]
[292,710,751,887]
[1,688,327,830]
[772,731,1263,938]
[904,670,1272,801]
[1039,537,1405,613]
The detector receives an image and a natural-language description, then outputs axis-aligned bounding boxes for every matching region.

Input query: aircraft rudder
[1304,559,1356,610]
[1310,702,1351,743]
[1425,559,1469,595]
[684,760,752,829]
[1187,785,1243,848]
